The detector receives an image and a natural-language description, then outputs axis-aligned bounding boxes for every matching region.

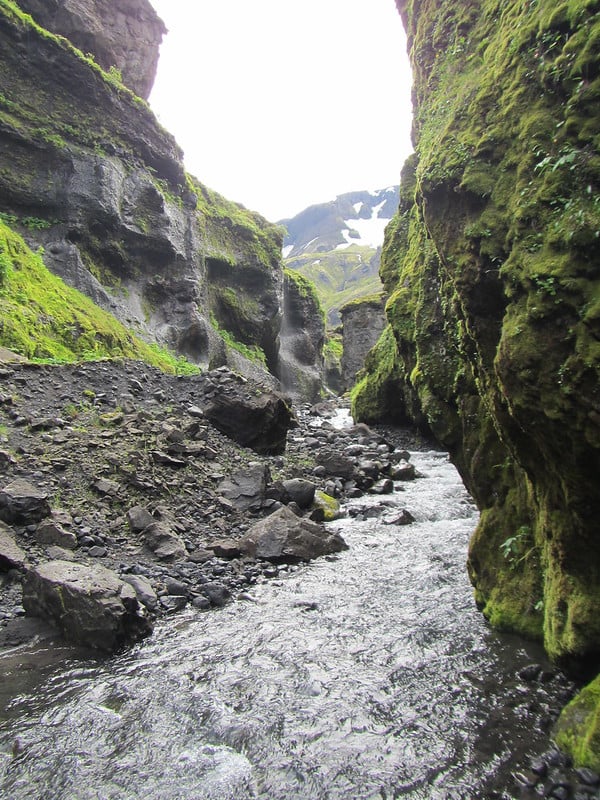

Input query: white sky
[148,0,413,222]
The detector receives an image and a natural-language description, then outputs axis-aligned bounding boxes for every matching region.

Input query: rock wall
[278,269,325,403]
[0,3,325,399]
[16,0,165,99]
[354,0,600,687]
[340,294,386,391]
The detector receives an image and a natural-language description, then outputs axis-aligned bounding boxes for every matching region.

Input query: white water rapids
[0,449,565,799]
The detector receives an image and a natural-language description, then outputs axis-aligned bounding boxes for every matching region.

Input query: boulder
[282,478,316,509]
[122,574,158,611]
[199,374,293,455]
[35,520,77,550]
[142,522,187,562]
[238,506,348,563]
[310,490,342,522]
[0,521,27,570]
[22,560,152,651]
[127,504,155,533]
[316,448,357,480]
[0,478,51,524]
[218,463,270,511]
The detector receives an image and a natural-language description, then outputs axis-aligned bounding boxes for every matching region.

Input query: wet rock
[0,521,27,569]
[0,478,51,524]
[218,463,270,511]
[142,522,187,562]
[370,478,394,495]
[383,509,415,526]
[310,490,341,522]
[200,582,231,607]
[160,595,187,613]
[238,505,348,563]
[519,663,543,682]
[122,574,158,611]
[391,461,417,481]
[22,560,152,651]
[35,520,77,550]
[316,449,357,480]
[281,478,316,509]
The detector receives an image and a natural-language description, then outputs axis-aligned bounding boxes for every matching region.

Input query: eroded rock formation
[0,2,324,400]
[340,294,386,391]
[16,0,165,99]
[352,0,600,766]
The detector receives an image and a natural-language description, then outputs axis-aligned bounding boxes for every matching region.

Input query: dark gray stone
[0,479,51,524]
[143,522,187,562]
[282,478,317,509]
[238,506,348,563]
[0,520,27,570]
[35,520,77,550]
[218,463,270,511]
[22,560,152,651]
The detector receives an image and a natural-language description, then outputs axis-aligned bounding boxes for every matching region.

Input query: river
[0,449,572,799]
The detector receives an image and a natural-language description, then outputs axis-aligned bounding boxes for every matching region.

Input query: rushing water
[0,451,568,799]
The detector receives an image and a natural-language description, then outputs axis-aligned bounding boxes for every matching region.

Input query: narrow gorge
[353,0,600,769]
[0,0,599,794]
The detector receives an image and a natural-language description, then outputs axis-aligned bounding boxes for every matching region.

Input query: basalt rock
[238,505,348,563]
[16,0,165,100]
[0,4,286,385]
[197,370,293,455]
[22,559,152,651]
[353,0,600,769]
[340,294,386,391]
[278,269,325,403]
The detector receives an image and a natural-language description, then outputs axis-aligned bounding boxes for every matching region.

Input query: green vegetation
[354,0,600,766]
[556,674,600,771]
[210,313,267,368]
[0,221,197,373]
[190,176,284,269]
[285,244,383,327]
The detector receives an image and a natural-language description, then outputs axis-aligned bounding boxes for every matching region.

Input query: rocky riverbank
[0,358,426,652]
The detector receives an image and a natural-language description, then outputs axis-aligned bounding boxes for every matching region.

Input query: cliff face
[340,295,387,392]
[278,269,325,403]
[16,0,165,99]
[355,0,600,684]
[0,1,325,397]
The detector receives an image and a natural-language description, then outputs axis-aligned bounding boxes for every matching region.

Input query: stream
[0,449,576,799]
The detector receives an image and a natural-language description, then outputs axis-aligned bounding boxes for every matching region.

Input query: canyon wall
[353,0,600,761]
[0,1,324,397]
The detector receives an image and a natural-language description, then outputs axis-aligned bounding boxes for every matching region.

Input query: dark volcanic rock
[0,478,51,524]
[218,463,270,511]
[142,522,187,562]
[0,521,27,569]
[341,295,387,391]
[200,377,293,455]
[17,0,166,100]
[238,506,348,563]
[22,559,152,651]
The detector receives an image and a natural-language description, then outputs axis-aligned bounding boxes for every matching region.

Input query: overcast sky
[148,0,413,222]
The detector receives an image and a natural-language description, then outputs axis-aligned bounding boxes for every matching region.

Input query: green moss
[312,490,340,522]
[555,674,600,770]
[359,0,600,662]
[0,221,197,373]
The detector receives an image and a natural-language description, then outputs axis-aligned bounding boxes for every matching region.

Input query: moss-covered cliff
[0,0,325,397]
[353,0,600,764]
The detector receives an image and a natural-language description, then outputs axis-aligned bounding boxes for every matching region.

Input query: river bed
[0,450,575,799]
